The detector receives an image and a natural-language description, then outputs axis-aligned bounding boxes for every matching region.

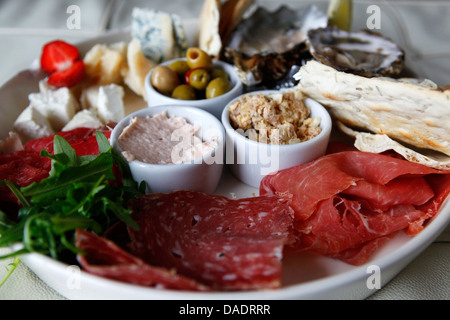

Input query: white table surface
[0,0,448,300]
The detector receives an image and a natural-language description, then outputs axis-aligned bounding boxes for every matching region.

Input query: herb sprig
[0,131,143,261]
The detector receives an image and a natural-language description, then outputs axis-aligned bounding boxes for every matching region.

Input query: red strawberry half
[47,60,85,88]
[40,40,85,88]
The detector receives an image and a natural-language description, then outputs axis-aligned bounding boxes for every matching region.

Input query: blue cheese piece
[131,7,188,63]
[171,14,188,55]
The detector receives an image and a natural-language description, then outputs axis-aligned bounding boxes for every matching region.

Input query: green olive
[206,77,232,99]
[186,47,213,70]
[172,84,196,100]
[151,65,180,96]
[210,68,229,80]
[168,60,190,78]
[189,69,211,90]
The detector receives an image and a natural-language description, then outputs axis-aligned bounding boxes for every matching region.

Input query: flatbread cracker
[296,60,450,156]
[338,121,450,170]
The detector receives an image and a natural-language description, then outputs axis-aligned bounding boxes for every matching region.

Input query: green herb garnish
[0,256,20,287]
[0,131,144,261]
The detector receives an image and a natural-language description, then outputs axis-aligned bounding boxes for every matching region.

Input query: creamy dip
[118,111,217,164]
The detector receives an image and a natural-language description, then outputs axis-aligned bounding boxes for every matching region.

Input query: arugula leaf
[0,131,142,261]
[96,130,111,154]
[0,181,30,207]
[0,257,20,288]
[53,135,77,166]
[22,153,116,204]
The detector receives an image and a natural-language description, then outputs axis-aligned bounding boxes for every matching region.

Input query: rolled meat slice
[260,148,450,265]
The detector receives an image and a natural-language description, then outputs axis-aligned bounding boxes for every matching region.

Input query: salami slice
[127,191,294,291]
[260,149,450,265]
[75,229,210,291]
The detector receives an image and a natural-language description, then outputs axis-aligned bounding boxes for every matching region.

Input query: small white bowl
[145,58,243,119]
[221,90,332,188]
[110,105,225,194]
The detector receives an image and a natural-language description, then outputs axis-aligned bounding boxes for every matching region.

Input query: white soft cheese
[28,80,80,131]
[62,109,103,131]
[14,105,55,141]
[0,131,24,154]
[80,85,100,110]
[96,84,125,123]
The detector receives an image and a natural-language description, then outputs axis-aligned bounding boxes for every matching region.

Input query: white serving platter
[1,20,449,300]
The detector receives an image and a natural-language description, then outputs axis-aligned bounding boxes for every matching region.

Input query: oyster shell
[306,27,405,77]
[223,5,328,86]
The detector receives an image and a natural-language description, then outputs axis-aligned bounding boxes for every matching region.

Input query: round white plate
[1,21,449,300]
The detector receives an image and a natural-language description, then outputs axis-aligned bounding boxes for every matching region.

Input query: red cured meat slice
[0,151,51,203]
[410,173,450,235]
[75,229,210,291]
[329,235,394,266]
[341,177,434,211]
[260,150,450,265]
[294,196,427,254]
[261,151,443,220]
[1,128,112,206]
[127,191,294,291]
[24,127,112,156]
[24,127,98,152]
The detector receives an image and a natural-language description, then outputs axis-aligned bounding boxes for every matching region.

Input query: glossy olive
[171,84,196,100]
[168,60,190,78]
[205,77,232,99]
[186,47,213,70]
[151,65,180,96]
[210,68,229,80]
[189,69,211,90]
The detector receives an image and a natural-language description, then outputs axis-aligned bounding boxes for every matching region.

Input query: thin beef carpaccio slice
[75,229,210,291]
[127,191,294,291]
[0,128,113,206]
[24,127,112,155]
[0,150,51,203]
[260,150,450,265]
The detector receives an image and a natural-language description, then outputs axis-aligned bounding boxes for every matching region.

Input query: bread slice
[295,60,450,157]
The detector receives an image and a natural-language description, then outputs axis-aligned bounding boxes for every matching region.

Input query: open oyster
[306,27,405,77]
[223,5,328,86]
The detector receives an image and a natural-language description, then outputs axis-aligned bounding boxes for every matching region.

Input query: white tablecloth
[0,0,449,300]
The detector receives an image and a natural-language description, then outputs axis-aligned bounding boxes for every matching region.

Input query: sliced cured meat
[260,150,450,265]
[1,128,112,206]
[24,127,97,153]
[0,151,51,203]
[24,127,112,156]
[410,173,450,235]
[329,235,394,266]
[341,177,434,211]
[127,191,294,291]
[75,229,210,291]
[294,196,427,254]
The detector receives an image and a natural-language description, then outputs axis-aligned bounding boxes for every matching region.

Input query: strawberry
[40,40,85,88]
[47,60,85,88]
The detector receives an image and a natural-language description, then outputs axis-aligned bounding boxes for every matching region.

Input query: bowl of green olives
[145,47,243,119]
